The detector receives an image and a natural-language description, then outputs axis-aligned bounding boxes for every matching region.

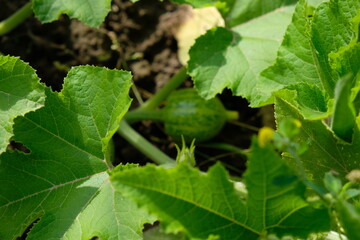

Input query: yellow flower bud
[258,127,274,147]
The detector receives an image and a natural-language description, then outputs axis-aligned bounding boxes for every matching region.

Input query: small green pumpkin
[162,88,229,143]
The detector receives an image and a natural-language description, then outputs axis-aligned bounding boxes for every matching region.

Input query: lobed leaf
[111,138,329,239]
[0,56,45,154]
[32,0,112,27]
[0,66,153,239]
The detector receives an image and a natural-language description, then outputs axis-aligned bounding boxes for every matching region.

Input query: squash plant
[1,0,360,240]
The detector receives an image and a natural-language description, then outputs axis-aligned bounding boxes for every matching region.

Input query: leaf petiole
[138,66,188,111]
[117,120,175,166]
[124,109,165,123]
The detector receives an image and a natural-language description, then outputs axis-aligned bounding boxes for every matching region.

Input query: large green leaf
[253,0,360,107]
[0,56,45,154]
[188,6,294,101]
[0,66,153,239]
[275,97,360,184]
[111,139,329,239]
[32,0,112,27]
[113,162,256,240]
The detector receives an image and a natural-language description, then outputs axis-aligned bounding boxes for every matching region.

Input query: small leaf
[343,189,360,200]
[324,172,342,196]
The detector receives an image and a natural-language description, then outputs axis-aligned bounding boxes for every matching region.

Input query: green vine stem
[125,109,165,123]
[116,67,187,166]
[125,108,239,123]
[0,2,33,36]
[117,120,175,166]
[138,66,188,111]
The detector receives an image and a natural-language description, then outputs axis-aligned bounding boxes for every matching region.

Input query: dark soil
[1,0,275,177]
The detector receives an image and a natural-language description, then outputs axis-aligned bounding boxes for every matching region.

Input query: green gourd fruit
[162,88,237,143]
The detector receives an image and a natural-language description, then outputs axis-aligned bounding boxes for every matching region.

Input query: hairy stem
[117,120,175,166]
[0,2,33,36]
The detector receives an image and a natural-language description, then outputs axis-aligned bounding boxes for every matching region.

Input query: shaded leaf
[275,97,360,184]
[0,56,45,154]
[276,84,330,120]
